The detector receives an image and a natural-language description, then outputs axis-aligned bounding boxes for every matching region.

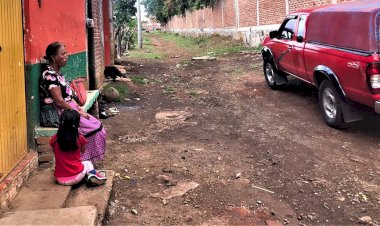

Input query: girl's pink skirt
[56,161,94,185]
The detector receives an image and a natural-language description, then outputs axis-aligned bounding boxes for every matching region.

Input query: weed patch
[156,32,257,56]
[132,75,148,85]
[103,82,130,101]
[162,85,176,94]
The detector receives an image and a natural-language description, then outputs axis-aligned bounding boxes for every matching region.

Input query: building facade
[0,0,114,207]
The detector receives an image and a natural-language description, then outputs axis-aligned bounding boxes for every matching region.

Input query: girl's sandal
[86,170,107,186]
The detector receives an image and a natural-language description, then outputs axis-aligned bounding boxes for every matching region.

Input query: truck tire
[264,61,282,89]
[318,80,346,128]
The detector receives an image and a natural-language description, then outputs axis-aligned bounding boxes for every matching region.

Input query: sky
[135,2,149,21]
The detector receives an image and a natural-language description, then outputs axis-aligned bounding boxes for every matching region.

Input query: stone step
[9,168,71,211]
[0,206,97,225]
[65,170,115,225]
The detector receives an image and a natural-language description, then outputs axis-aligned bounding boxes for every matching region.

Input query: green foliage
[113,0,137,26]
[142,0,219,25]
[113,0,138,51]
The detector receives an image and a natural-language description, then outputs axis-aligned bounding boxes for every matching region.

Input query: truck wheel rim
[322,88,337,119]
[265,63,275,85]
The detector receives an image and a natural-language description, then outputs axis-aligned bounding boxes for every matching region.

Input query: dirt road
[102,34,380,225]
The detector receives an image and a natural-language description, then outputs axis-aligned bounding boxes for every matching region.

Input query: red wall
[102,0,111,66]
[24,0,86,64]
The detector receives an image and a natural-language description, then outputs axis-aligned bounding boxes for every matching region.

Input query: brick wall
[204,8,213,29]
[288,0,331,13]
[165,0,357,46]
[167,0,359,29]
[224,0,236,27]
[239,0,257,27]
[91,0,105,89]
[259,0,287,25]
[212,0,223,28]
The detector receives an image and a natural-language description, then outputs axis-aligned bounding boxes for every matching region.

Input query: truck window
[279,18,297,39]
[297,15,307,39]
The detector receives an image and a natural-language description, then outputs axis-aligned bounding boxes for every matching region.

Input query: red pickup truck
[261,0,380,128]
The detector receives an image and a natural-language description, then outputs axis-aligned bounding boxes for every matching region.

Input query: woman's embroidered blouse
[40,66,73,105]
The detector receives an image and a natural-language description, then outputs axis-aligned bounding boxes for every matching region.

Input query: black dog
[104,66,122,81]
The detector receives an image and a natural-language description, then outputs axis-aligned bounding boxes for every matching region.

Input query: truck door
[270,16,298,75]
[292,14,309,80]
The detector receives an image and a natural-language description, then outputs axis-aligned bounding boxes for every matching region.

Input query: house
[0,0,114,208]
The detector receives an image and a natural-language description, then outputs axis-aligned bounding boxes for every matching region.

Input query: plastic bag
[70,78,87,106]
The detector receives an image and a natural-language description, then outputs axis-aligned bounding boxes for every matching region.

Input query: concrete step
[2,168,114,226]
[9,168,71,211]
[65,170,114,225]
[0,206,97,225]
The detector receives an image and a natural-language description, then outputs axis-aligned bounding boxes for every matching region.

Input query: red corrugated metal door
[0,0,28,182]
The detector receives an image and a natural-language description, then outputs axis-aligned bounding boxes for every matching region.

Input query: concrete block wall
[164,0,357,47]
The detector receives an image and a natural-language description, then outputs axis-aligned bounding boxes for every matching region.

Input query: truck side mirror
[297,36,304,42]
[269,30,279,39]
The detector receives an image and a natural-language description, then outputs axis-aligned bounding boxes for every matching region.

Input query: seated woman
[40,42,106,162]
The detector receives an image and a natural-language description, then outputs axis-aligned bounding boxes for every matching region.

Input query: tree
[142,0,219,25]
[113,0,137,56]
[143,0,168,24]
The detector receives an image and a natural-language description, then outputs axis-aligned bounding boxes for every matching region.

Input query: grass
[156,32,258,56]
[125,31,262,60]
[188,90,198,96]
[131,75,148,85]
[162,85,175,94]
[127,35,163,59]
[103,82,130,102]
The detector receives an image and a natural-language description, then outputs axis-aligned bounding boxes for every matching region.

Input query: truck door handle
[0,46,2,54]
[288,46,292,50]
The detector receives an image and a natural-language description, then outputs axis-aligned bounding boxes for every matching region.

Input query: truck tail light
[366,63,380,93]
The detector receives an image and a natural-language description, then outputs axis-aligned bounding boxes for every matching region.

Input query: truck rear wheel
[319,80,346,128]
[264,61,282,89]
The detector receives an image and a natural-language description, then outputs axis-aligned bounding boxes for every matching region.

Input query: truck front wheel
[264,61,281,89]
[318,80,345,128]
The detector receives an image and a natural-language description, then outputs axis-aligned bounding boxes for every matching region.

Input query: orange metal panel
[0,0,28,181]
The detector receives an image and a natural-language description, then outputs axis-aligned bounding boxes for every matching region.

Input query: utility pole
[137,0,142,48]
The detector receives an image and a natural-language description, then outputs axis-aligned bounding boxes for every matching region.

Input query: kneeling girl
[50,109,106,186]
